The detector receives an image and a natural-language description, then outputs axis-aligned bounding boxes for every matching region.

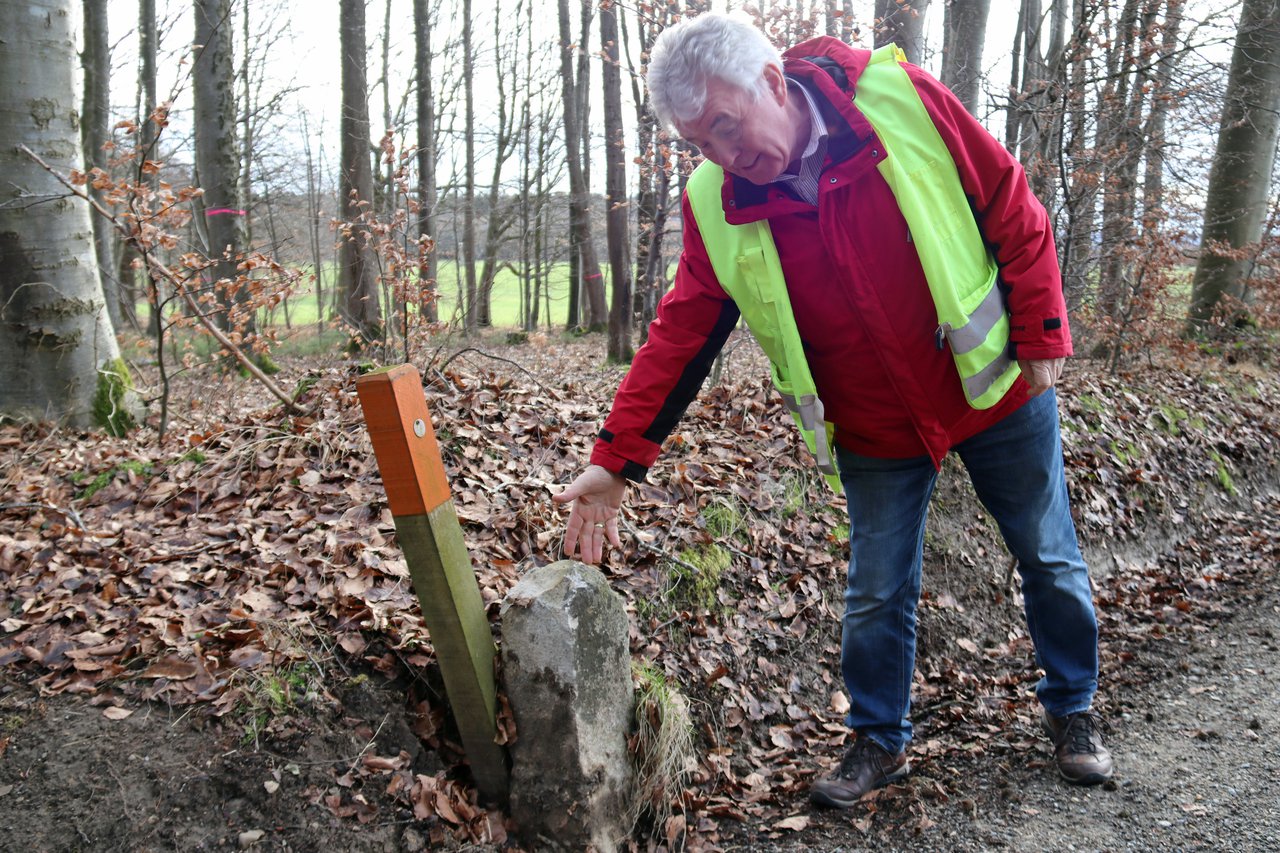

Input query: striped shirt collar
[772,77,828,206]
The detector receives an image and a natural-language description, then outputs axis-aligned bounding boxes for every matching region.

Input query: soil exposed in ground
[2,337,1278,852]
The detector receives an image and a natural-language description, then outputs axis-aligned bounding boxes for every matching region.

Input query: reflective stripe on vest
[855,44,1019,408]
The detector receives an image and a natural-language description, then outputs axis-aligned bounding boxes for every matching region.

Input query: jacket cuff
[1007,312,1072,360]
[591,432,655,483]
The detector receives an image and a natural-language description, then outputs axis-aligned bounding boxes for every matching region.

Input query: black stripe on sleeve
[598,428,615,443]
[621,461,649,483]
[641,299,742,444]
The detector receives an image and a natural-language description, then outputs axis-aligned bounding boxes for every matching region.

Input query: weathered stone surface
[500,560,635,851]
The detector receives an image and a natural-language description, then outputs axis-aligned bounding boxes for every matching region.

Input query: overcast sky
[99,1,1236,197]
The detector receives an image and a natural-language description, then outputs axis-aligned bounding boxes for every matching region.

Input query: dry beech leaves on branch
[1,338,1278,846]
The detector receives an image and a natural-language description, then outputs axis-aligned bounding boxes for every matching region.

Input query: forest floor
[1,330,1278,852]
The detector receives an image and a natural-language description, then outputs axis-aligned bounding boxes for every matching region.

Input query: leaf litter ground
[1,332,1278,851]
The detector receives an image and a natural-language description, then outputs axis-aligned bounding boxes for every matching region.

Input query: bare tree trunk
[1095,0,1148,318]
[1140,0,1184,238]
[139,0,162,337]
[1062,0,1098,311]
[1027,0,1071,204]
[338,0,382,344]
[601,0,633,362]
[462,0,478,331]
[413,0,439,324]
[239,0,254,249]
[302,113,325,332]
[1187,0,1280,332]
[623,1,670,339]
[940,0,990,115]
[380,0,395,215]
[558,0,607,332]
[194,0,250,336]
[0,0,133,430]
[874,0,931,65]
[82,0,121,333]
[477,0,522,328]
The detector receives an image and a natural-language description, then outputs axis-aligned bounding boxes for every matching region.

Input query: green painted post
[355,364,507,805]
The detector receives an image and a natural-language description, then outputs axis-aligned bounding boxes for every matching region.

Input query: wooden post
[355,364,508,805]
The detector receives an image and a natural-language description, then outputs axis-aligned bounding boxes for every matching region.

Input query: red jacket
[591,38,1072,482]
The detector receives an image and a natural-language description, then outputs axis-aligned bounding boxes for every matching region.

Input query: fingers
[552,479,583,504]
[562,505,620,565]
[1018,358,1064,398]
[562,509,583,560]
[556,467,627,564]
[604,515,622,549]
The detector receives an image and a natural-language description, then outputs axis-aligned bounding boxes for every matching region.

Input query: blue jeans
[836,389,1098,754]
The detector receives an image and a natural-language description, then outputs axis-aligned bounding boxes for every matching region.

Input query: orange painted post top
[355,365,451,516]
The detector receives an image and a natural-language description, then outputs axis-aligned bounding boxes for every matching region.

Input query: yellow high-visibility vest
[687,44,1018,493]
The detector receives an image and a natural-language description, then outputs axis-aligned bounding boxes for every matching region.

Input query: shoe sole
[1059,766,1114,786]
[808,763,911,809]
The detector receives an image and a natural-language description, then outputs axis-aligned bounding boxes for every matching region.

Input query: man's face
[675,64,800,186]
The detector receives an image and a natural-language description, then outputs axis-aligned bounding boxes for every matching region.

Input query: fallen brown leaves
[2,337,1278,849]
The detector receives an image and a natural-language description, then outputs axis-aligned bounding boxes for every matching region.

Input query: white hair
[646,12,782,131]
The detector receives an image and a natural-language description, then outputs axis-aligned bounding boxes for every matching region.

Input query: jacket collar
[720,38,880,223]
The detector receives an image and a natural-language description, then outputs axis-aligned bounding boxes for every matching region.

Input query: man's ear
[762,63,787,104]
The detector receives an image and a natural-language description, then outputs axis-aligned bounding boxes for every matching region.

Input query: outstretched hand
[552,465,626,565]
[1018,357,1065,398]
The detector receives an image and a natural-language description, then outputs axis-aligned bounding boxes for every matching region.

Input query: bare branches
[18,144,303,415]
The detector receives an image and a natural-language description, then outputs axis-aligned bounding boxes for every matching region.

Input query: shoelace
[839,738,885,778]
[1063,711,1110,755]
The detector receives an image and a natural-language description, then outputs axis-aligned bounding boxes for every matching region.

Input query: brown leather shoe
[1043,709,1114,785]
[809,736,910,808]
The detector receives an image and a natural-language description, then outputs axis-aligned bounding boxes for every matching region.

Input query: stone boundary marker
[502,560,636,852]
[355,364,508,805]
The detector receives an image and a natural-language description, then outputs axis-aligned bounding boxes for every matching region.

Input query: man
[553,12,1112,809]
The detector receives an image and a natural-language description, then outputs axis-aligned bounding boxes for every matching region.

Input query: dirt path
[721,492,1280,853]
[947,583,1280,853]
[950,493,1280,853]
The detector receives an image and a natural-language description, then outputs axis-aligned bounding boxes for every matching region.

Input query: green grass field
[139,260,620,331]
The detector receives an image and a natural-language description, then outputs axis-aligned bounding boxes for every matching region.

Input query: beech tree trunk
[338,0,382,343]
[194,0,250,335]
[81,0,121,332]
[1140,0,1185,238]
[193,0,246,325]
[0,0,131,429]
[413,0,439,324]
[940,0,990,116]
[601,0,633,362]
[557,0,607,332]
[1187,0,1280,331]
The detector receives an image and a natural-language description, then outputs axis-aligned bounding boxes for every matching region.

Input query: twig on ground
[0,502,85,529]
[432,346,557,396]
[620,517,704,576]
